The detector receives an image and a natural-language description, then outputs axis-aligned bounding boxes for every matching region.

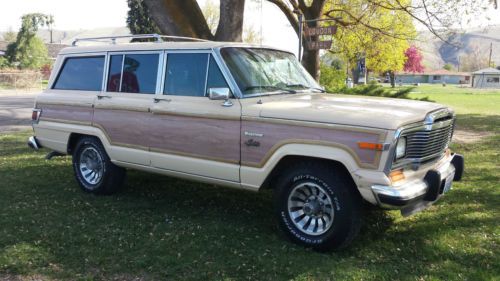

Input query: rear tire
[273,161,362,251]
[72,136,125,195]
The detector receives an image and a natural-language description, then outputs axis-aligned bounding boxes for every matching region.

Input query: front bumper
[371,154,464,216]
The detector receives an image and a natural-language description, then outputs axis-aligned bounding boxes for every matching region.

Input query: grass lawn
[0,88,499,280]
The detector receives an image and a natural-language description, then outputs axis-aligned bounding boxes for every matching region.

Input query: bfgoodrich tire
[72,136,126,195]
[273,161,362,251]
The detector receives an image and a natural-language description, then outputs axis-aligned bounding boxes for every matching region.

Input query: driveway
[0,90,38,133]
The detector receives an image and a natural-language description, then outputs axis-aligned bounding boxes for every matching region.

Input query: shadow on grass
[0,134,498,280]
[455,114,500,133]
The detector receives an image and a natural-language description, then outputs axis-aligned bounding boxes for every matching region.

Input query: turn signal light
[358,142,384,151]
[32,109,41,121]
[389,169,405,183]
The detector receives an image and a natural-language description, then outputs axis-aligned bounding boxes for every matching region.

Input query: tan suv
[28,34,464,251]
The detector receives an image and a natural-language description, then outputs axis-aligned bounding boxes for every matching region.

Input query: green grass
[407,84,500,115]
[1,89,499,280]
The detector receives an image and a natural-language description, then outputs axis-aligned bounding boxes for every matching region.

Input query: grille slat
[399,119,454,162]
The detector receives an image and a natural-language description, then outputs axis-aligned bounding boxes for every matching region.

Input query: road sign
[304,26,337,36]
[306,40,332,50]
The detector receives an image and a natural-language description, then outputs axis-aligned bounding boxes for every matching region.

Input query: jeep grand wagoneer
[28,35,464,250]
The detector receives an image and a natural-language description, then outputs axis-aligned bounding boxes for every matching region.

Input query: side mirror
[208,87,230,100]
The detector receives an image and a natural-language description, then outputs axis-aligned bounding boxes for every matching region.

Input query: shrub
[320,64,346,92]
[338,84,432,101]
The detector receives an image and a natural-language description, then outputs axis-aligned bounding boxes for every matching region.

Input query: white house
[472,68,500,88]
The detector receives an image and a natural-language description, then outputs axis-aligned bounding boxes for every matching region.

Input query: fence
[0,70,46,91]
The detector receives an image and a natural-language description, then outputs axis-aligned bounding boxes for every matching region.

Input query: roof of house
[472,67,500,75]
[46,43,70,58]
[396,69,470,76]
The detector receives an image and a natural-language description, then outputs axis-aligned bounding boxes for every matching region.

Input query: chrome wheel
[79,147,104,186]
[287,182,335,236]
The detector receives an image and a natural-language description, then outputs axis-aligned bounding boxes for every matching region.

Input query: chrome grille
[404,123,454,160]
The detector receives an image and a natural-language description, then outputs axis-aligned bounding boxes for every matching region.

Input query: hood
[253,93,446,130]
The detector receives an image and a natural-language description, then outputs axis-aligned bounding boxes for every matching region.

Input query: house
[472,68,500,88]
[395,69,471,85]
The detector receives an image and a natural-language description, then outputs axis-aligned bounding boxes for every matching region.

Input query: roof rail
[71,34,210,46]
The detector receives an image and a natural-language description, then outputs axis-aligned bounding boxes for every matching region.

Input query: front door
[149,52,241,182]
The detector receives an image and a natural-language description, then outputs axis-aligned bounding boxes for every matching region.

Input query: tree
[127,0,160,35]
[200,0,262,43]
[460,43,489,72]
[443,63,453,71]
[6,13,52,69]
[403,46,425,73]
[141,0,245,42]
[128,0,497,81]
[266,0,497,80]
[2,29,17,43]
[327,0,413,85]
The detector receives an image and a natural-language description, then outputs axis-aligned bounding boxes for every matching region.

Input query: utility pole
[457,56,460,72]
[488,42,493,68]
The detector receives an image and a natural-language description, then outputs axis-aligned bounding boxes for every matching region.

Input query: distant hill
[416,25,500,71]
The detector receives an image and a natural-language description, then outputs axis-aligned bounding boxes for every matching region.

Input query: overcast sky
[1,0,499,55]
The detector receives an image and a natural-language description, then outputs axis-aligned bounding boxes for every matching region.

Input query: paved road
[0,90,38,133]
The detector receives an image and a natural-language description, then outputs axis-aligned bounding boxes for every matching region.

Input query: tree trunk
[302,49,320,80]
[390,71,396,88]
[143,0,214,39]
[215,0,245,41]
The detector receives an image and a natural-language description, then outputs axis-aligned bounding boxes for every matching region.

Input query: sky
[1,0,499,55]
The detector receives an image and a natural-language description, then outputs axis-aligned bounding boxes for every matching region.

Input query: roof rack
[71,34,210,46]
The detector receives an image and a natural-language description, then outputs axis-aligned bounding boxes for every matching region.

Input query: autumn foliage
[403,46,425,73]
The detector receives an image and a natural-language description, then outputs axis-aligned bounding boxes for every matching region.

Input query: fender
[240,143,365,190]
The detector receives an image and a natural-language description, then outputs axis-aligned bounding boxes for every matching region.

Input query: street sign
[304,26,337,36]
[306,40,332,50]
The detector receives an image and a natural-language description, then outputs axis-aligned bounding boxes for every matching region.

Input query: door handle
[154,98,172,103]
[97,95,112,100]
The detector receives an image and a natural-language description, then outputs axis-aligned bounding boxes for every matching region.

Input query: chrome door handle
[97,95,112,100]
[154,98,171,103]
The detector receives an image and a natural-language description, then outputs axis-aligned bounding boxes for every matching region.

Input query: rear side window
[53,56,104,91]
[106,53,159,94]
[164,53,208,96]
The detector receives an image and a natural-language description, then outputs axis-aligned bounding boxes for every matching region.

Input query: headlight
[395,137,406,159]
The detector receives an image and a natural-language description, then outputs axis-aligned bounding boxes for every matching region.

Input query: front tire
[273,161,362,251]
[72,136,125,195]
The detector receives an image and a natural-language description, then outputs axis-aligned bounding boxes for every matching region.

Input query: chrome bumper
[371,154,464,216]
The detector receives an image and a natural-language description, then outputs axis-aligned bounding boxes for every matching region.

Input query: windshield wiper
[244,85,295,93]
[285,83,326,93]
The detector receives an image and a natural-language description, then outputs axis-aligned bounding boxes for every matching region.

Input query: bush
[338,84,432,101]
[320,64,346,92]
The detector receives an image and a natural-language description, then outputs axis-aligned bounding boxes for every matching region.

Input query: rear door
[93,51,163,165]
[149,51,241,182]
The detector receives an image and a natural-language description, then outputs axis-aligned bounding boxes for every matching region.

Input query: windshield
[220,47,322,97]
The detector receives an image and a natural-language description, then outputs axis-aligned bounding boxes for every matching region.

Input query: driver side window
[163,53,230,97]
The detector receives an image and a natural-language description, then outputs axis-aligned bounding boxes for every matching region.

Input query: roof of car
[58,41,277,55]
